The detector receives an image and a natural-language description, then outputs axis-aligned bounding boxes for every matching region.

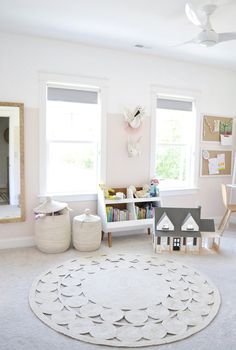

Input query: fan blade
[183,38,199,45]
[185,2,207,27]
[173,38,199,48]
[218,32,236,43]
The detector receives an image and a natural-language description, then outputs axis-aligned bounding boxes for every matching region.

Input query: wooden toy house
[153,207,217,253]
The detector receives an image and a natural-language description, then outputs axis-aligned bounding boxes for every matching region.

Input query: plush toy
[129,184,150,198]
[99,184,116,199]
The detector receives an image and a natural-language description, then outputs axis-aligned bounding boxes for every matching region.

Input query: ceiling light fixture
[134,44,152,49]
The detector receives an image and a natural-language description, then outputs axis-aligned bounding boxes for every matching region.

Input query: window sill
[38,193,97,202]
[160,188,199,197]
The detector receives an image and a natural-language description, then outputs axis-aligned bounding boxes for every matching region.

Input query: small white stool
[72,209,101,251]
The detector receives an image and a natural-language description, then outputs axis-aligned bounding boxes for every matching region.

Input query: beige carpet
[29,254,220,347]
[1,226,236,350]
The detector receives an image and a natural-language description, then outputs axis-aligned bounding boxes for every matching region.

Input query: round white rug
[29,254,221,347]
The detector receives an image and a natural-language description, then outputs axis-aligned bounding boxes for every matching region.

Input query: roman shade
[157,98,192,111]
[48,87,98,104]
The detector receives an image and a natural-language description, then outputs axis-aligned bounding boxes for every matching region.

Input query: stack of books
[106,207,130,222]
[135,204,154,219]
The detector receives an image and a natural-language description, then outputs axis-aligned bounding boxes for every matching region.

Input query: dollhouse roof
[155,207,215,238]
[200,219,215,232]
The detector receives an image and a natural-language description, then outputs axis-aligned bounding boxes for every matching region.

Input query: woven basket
[72,213,101,252]
[35,209,71,253]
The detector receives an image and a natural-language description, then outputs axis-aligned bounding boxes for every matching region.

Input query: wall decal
[124,106,145,129]
[127,136,141,157]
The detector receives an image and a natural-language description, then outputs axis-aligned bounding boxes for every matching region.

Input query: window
[44,85,102,195]
[155,95,197,190]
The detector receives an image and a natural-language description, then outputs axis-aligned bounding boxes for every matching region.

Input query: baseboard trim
[0,216,233,250]
[0,236,36,250]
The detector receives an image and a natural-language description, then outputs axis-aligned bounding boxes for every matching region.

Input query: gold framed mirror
[0,102,25,222]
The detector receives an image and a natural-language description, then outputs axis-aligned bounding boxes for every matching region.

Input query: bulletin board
[201,149,233,177]
[202,115,233,143]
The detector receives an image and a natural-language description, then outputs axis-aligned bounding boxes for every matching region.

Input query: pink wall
[106,114,150,187]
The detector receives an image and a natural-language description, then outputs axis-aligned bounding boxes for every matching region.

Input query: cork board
[201,149,232,176]
[202,115,233,142]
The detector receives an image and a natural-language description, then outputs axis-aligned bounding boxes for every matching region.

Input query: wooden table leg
[147,227,151,235]
[101,231,104,240]
[108,232,112,247]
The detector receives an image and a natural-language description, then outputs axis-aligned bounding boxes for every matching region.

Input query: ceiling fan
[185,2,236,47]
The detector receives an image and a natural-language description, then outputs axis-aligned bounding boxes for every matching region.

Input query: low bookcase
[98,187,161,247]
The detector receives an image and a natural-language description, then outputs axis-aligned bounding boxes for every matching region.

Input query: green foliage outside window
[156,147,186,181]
[62,151,94,169]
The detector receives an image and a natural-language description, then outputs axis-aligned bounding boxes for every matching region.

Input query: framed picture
[200,148,233,177]
[202,115,234,144]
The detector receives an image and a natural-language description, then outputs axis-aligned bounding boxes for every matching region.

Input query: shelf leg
[108,232,112,247]
[101,231,104,241]
[147,227,151,235]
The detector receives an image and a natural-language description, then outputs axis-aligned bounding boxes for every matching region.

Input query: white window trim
[39,72,108,201]
[150,85,201,196]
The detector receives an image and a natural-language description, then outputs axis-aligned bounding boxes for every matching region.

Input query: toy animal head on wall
[127,136,141,157]
[124,105,145,129]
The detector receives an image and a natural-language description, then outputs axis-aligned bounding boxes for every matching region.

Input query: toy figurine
[150,178,159,197]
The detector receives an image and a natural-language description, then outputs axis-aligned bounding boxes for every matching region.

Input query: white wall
[0,32,235,243]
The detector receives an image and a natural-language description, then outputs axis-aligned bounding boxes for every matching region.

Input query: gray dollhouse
[153,207,216,253]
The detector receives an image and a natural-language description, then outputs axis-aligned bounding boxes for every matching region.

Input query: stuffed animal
[129,184,150,198]
[99,184,116,199]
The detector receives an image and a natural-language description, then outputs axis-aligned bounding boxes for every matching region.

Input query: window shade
[48,87,98,104]
[157,98,192,111]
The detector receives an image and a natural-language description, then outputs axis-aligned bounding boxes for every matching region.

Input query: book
[106,207,130,222]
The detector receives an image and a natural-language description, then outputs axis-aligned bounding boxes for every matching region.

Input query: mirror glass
[0,102,25,222]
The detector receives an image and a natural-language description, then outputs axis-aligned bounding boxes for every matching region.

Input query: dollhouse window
[162,224,169,230]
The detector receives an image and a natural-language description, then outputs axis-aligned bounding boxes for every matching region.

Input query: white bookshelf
[97,187,161,247]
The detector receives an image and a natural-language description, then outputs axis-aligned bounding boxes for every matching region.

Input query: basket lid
[77,208,100,223]
[34,197,68,214]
